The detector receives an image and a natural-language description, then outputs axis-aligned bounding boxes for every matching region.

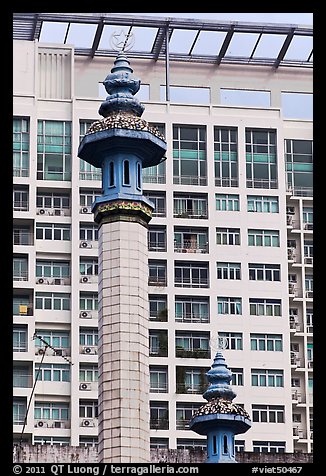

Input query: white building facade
[13,14,313,457]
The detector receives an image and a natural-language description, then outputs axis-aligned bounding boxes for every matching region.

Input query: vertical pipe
[165,26,170,102]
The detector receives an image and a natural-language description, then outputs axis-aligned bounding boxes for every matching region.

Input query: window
[80,329,98,347]
[174,261,209,288]
[221,89,271,108]
[307,343,313,365]
[250,334,283,352]
[253,441,285,453]
[248,263,280,281]
[13,117,29,177]
[175,332,210,359]
[80,292,98,311]
[80,365,98,383]
[36,364,70,382]
[176,367,208,394]
[173,125,207,185]
[79,437,98,448]
[161,85,210,104]
[235,441,245,453]
[150,401,169,430]
[148,260,167,286]
[13,398,27,425]
[216,193,240,211]
[247,195,279,213]
[34,330,70,350]
[281,92,313,120]
[79,190,101,208]
[304,240,313,259]
[251,369,284,387]
[13,226,33,246]
[34,437,70,446]
[217,297,242,315]
[34,402,69,421]
[79,121,101,180]
[150,366,168,393]
[79,224,98,242]
[37,120,71,181]
[177,439,206,451]
[109,161,115,187]
[218,332,243,350]
[175,296,209,323]
[13,295,32,316]
[148,226,167,252]
[149,330,168,357]
[217,262,241,280]
[176,403,202,430]
[305,274,313,293]
[174,193,208,219]
[214,127,238,187]
[123,160,130,185]
[13,366,32,388]
[248,229,279,247]
[36,192,70,212]
[150,438,169,449]
[79,400,98,419]
[13,326,27,352]
[80,258,98,276]
[174,227,208,253]
[231,368,243,386]
[36,260,70,281]
[149,295,168,321]
[249,299,281,317]
[13,255,28,281]
[216,228,240,245]
[246,129,277,189]
[144,192,166,217]
[13,187,29,211]
[36,223,71,241]
[137,162,142,190]
[285,139,313,191]
[35,292,70,311]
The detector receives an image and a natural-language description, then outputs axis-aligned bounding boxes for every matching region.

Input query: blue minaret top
[77,52,167,225]
[189,348,251,463]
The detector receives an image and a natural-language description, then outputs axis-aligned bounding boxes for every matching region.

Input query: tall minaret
[78,52,167,463]
[189,348,251,463]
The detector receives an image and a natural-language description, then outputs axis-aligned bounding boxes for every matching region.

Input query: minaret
[189,349,251,463]
[78,52,167,463]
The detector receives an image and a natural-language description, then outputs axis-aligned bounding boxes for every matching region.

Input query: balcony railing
[148,241,167,252]
[291,356,303,368]
[79,171,101,181]
[150,384,168,393]
[174,241,208,254]
[291,390,303,403]
[149,346,168,357]
[13,272,28,282]
[246,178,278,189]
[176,383,207,394]
[176,419,190,430]
[13,232,33,246]
[13,201,29,211]
[173,176,207,186]
[13,305,33,316]
[175,313,209,324]
[289,320,302,332]
[175,277,209,288]
[176,348,210,359]
[150,419,169,430]
[215,177,238,187]
[148,276,167,286]
[13,374,33,388]
[143,175,166,184]
[152,208,166,217]
[13,167,29,177]
[287,186,313,197]
[293,427,306,439]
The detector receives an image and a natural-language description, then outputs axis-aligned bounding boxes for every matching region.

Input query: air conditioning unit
[304,223,313,230]
[79,383,92,391]
[54,348,64,357]
[80,207,91,214]
[80,241,92,249]
[36,277,48,284]
[36,347,46,355]
[37,208,49,215]
[53,278,63,285]
[35,420,48,428]
[52,421,64,429]
[304,257,313,265]
[80,311,92,319]
[82,346,97,355]
[82,419,95,427]
[80,276,91,283]
[54,209,64,216]
[306,291,313,299]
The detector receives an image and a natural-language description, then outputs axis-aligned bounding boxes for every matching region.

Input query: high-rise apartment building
[13,13,313,456]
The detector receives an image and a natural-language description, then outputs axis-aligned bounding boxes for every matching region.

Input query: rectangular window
[176,367,208,395]
[150,366,168,393]
[177,439,206,451]
[247,195,279,213]
[13,326,27,352]
[80,293,98,311]
[253,441,285,453]
[148,260,167,286]
[174,193,208,219]
[161,85,210,104]
[34,330,70,351]
[79,121,101,181]
[216,228,240,245]
[13,398,27,425]
[79,364,98,383]
[218,332,243,350]
[176,403,202,430]
[251,369,284,387]
[249,298,281,317]
[248,263,280,281]
[13,117,30,177]
[144,192,166,217]
[150,402,169,430]
[79,224,98,242]
[281,92,313,120]
[36,364,70,382]
[220,89,271,108]
[36,192,70,213]
[250,334,283,352]
[35,293,70,311]
[175,296,209,323]
[175,332,210,359]
[248,229,279,247]
[79,400,98,419]
[246,129,277,189]
[37,120,71,181]
[149,295,168,321]
[174,227,208,253]
[13,226,33,246]
[216,193,240,211]
[36,223,71,241]
[34,402,69,421]
[80,258,98,277]
[303,207,313,226]
[149,330,168,357]
[217,297,242,315]
[34,436,70,446]
[36,260,70,282]
[148,226,167,252]
[79,328,98,347]
[143,125,166,183]
[214,127,238,187]
[217,262,241,280]
[173,125,207,185]
[13,255,28,281]
[174,261,209,288]
[231,368,244,386]
[13,187,29,211]
[285,139,313,192]
[79,189,101,209]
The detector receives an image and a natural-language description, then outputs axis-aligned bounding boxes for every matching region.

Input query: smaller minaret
[189,349,251,463]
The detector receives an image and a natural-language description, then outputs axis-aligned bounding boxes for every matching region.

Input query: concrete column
[97,218,150,463]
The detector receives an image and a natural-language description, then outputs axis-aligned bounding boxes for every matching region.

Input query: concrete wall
[13,445,313,464]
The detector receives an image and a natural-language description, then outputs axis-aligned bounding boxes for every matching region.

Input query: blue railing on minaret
[189,349,251,463]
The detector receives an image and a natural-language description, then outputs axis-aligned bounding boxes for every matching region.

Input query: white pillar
[97,217,150,463]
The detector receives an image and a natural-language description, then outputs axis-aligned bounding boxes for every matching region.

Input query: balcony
[13,271,28,282]
[293,427,306,439]
[34,419,70,429]
[175,313,209,324]
[289,319,303,333]
[79,171,101,181]
[175,277,209,289]
[148,241,167,252]
[148,276,167,287]
[291,390,303,403]
[291,356,303,368]
[150,419,169,430]
[176,383,206,395]
[303,222,313,231]
[175,348,210,359]
[174,241,208,254]
[152,207,166,217]
[13,167,29,178]
[13,231,33,246]
[215,177,238,187]
[13,200,29,212]
[13,304,33,317]
[13,374,33,388]
[143,174,166,184]
[246,178,278,189]
[176,419,191,430]
[173,176,207,186]
[286,186,313,197]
